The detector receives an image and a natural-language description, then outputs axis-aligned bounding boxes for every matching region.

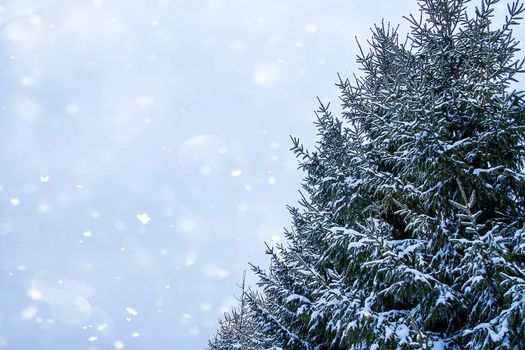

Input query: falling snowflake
[136,213,151,225]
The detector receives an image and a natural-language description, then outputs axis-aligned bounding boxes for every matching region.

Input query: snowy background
[0,0,522,349]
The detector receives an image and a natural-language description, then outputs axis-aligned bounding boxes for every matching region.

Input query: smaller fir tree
[207,272,277,350]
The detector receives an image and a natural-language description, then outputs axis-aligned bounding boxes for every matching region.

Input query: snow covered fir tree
[207,273,273,350]
[209,0,525,348]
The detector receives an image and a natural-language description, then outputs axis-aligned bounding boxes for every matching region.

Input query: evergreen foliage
[210,0,525,348]
[207,273,277,350]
